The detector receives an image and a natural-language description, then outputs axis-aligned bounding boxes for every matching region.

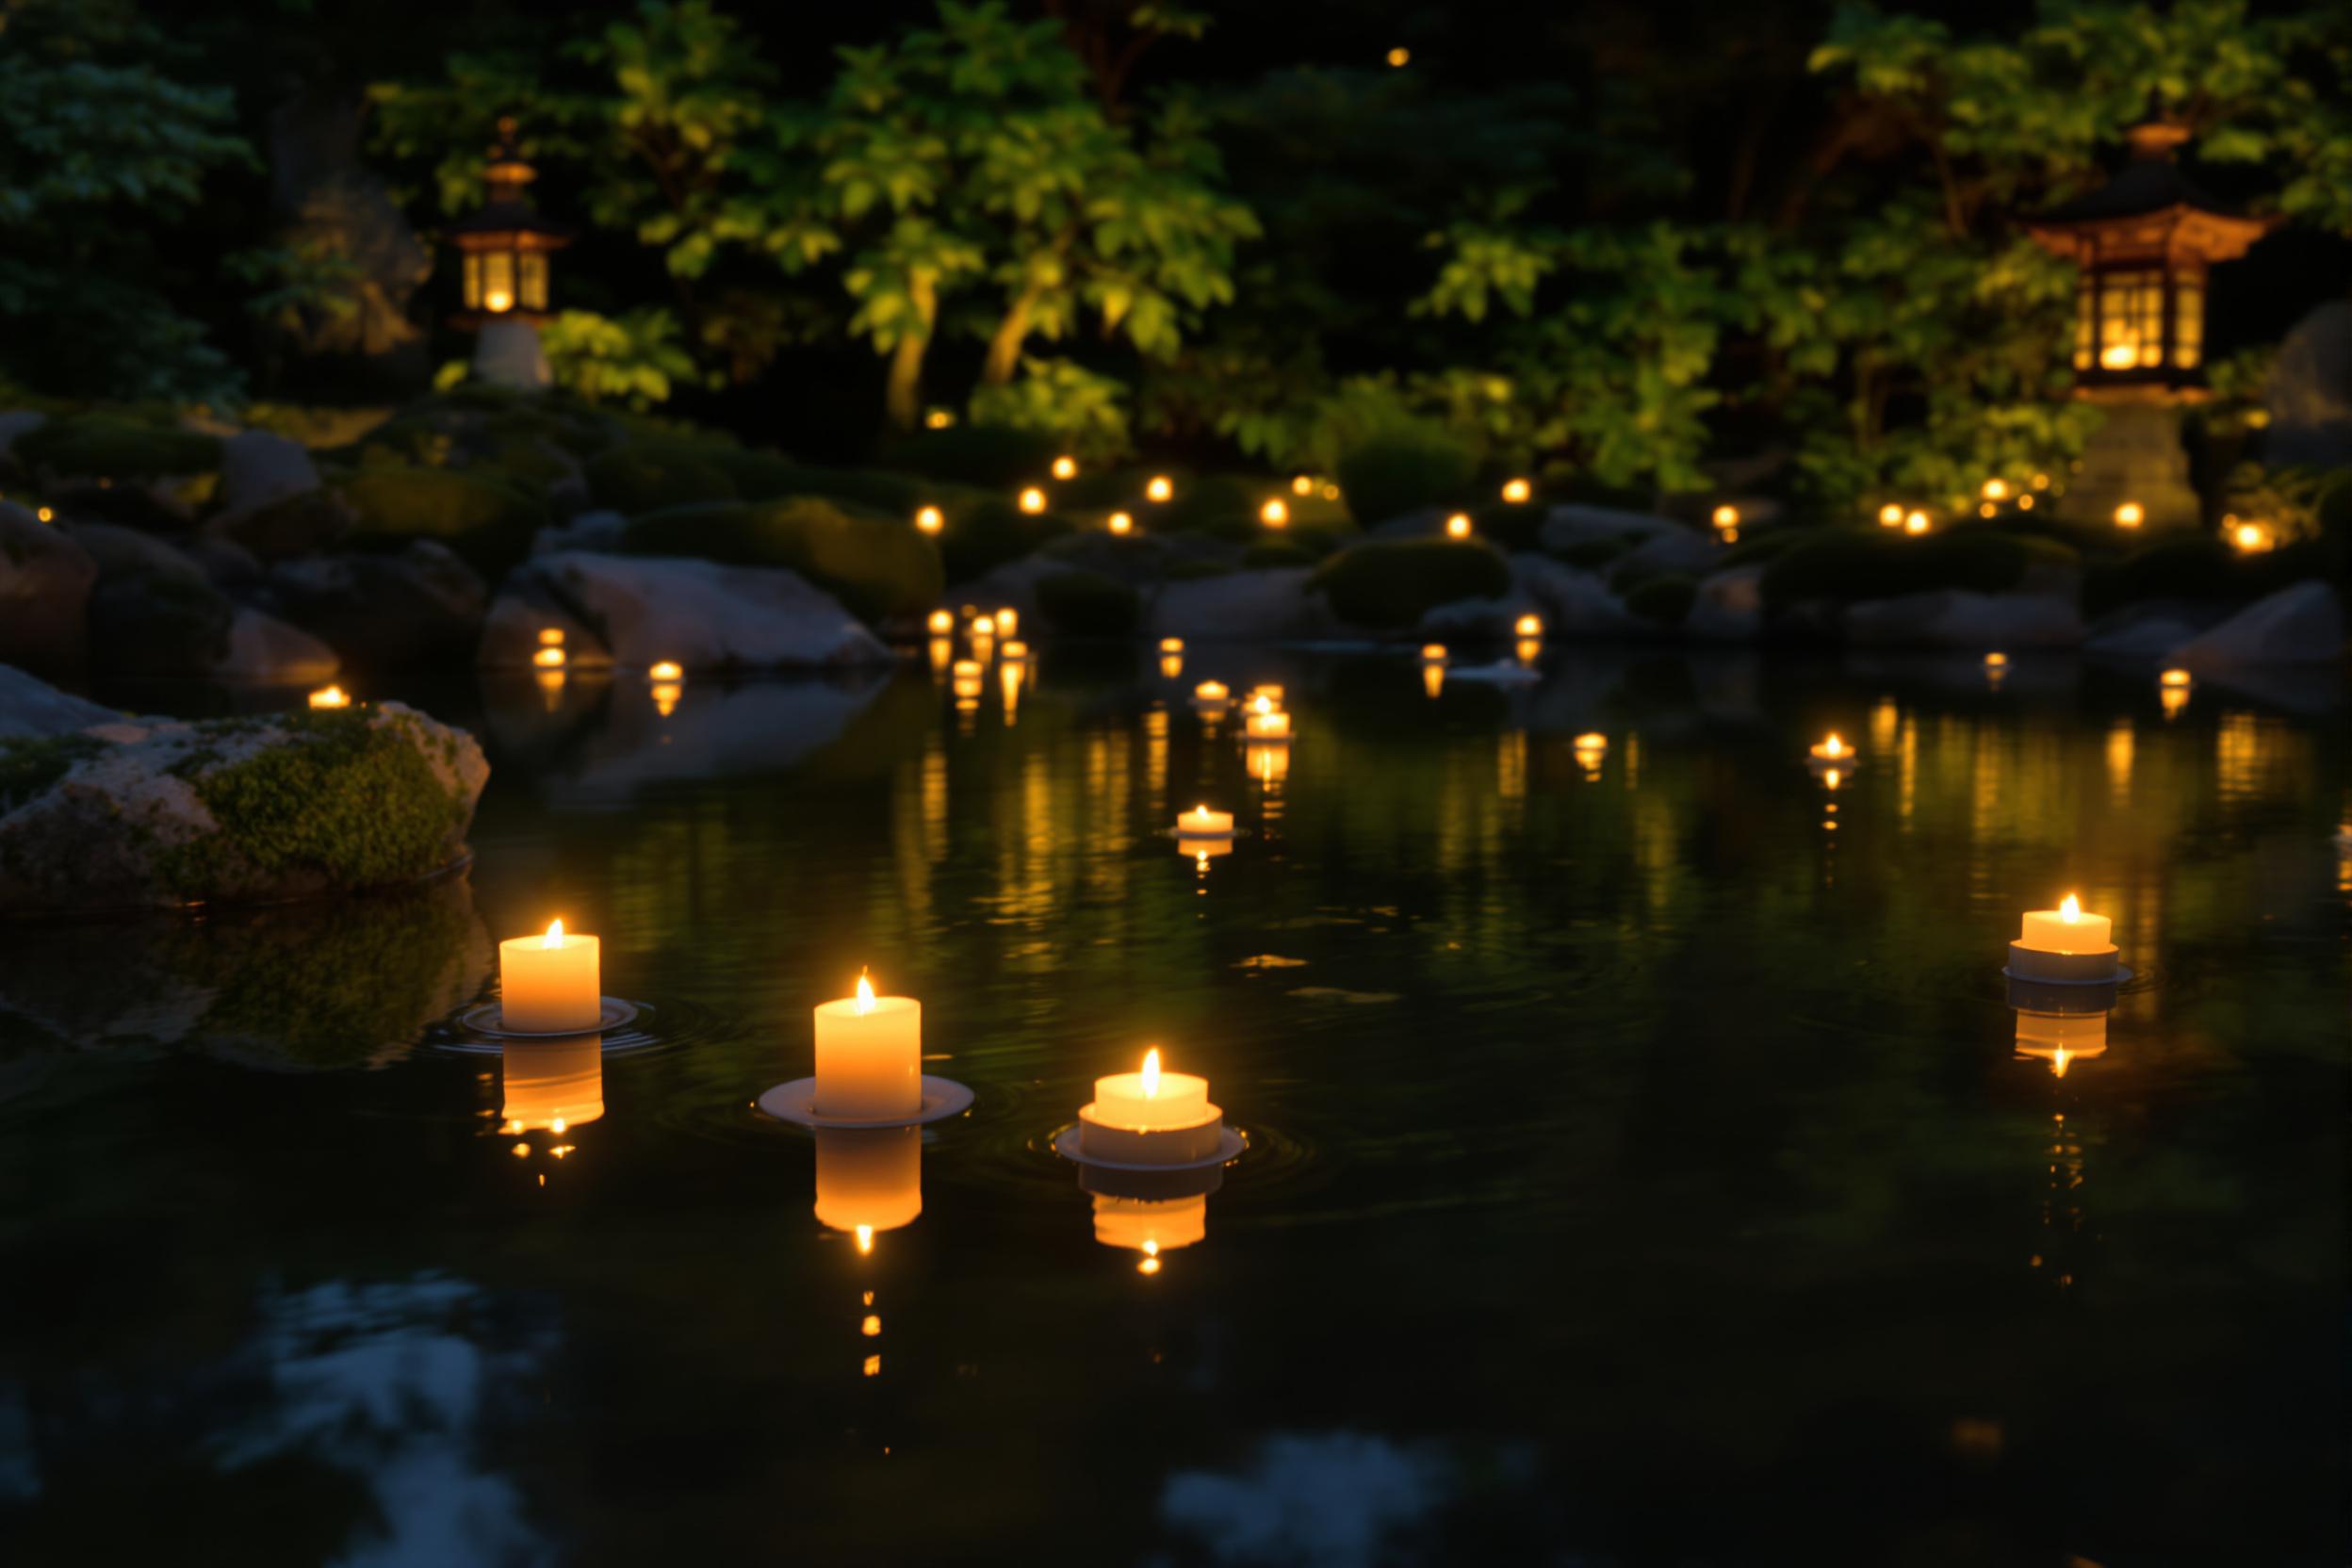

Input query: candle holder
[2003,897,2128,988]
[759,1075,973,1130]
[459,995,643,1039]
[2005,972,2122,1016]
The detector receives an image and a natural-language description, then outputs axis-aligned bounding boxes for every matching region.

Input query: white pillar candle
[498,920,602,1033]
[2017,895,2113,954]
[814,972,923,1120]
[1176,805,1233,838]
[1090,1048,1210,1131]
[1808,732,1853,764]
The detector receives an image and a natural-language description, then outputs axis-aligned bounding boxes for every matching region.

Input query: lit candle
[1091,1048,1209,1131]
[1514,613,1543,638]
[538,628,565,647]
[308,685,350,710]
[1445,513,1471,539]
[1420,643,1447,663]
[1808,732,1853,766]
[1146,475,1172,502]
[1261,498,1288,528]
[1984,651,2008,669]
[1501,477,1530,503]
[813,972,922,1121]
[1193,680,1229,706]
[915,505,944,534]
[533,645,566,669]
[2115,501,2144,529]
[994,609,1019,637]
[813,1126,922,1241]
[2018,893,2112,956]
[1159,636,1184,654]
[1712,504,1739,531]
[1878,503,1903,527]
[1176,804,1233,838]
[1903,511,1930,534]
[1019,487,1047,514]
[1249,684,1284,706]
[1291,475,1314,497]
[499,919,602,1033]
[1052,455,1078,481]
[927,609,954,634]
[1108,511,1134,535]
[648,661,683,681]
[1244,698,1291,742]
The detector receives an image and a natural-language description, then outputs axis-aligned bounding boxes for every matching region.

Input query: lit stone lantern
[449,117,572,391]
[2024,121,2273,531]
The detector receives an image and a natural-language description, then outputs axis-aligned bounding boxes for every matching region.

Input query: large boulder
[85,569,237,678]
[266,541,488,673]
[2169,581,2344,671]
[500,552,891,671]
[1843,590,2084,650]
[0,502,97,676]
[2082,598,2233,659]
[215,430,323,521]
[1685,565,1765,643]
[1611,526,1722,582]
[476,592,614,671]
[0,663,119,740]
[67,520,208,586]
[0,697,486,914]
[1509,555,1636,637]
[2263,300,2352,470]
[211,608,341,685]
[1539,505,1681,555]
[1149,567,1321,640]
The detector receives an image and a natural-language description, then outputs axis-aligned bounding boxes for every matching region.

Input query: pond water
[2,645,2344,1565]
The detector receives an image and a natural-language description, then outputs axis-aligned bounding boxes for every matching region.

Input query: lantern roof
[2025,122,2273,260]
[449,114,573,247]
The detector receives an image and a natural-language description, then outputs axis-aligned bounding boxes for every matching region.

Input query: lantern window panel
[519,252,549,313]
[463,253,483,311]
[482,251,517,314]
[2094,269,2164,371]
[2072,280,2094,370]
[2171,274,2204,369]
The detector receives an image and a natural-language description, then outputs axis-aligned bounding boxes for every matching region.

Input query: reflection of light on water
[1496,731,1526,801]
[1146,706,1169,809]
[2106,719,2133,805]
[2215,711,2266,804]
[535,668,564,711]
[1870,697,1899,755]
[2015,1011,2107,1077]
[1094,1193,1207,1258]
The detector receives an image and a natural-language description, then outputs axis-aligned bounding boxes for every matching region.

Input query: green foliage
[1759,527,2078,609]
[0,0,253,402]
[880,424,1062,488]
[966,358,1133,462]
[1035,567,1140,635]
[159,709,471,897]
[582,439,739,514]
[0,733,109,814]
[1310,539,1511,629]
[1624,572,1698,626]
[13,415,220,479]
[337,466,547,577]
[1335,422,1477,524]
[620,495,945,620]
[938,495,1074,583]
[537,310,702,408]
[2220,462,2331,546]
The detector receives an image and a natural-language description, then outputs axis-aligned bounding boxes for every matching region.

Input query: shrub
[1310,540,1511,629]
[337,465,546,578]
[16,415,221,480]
[1335,422,1476,525]
[582,439,739,514]
[879,425,1061,489]
[1036,568,1141,635]
[1625,573,1698,625]
[939,497,1075,584]
[1760,528,2077,610]
[621,497,943,622]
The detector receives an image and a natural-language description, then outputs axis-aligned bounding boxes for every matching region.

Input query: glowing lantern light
[1501,477,1531,504]
[1978,502,1998,518]
[1146,475,1173,502]
[927,610,954,635]
[1903,511,1931,534]
[1051,455,1078,481]
[924,408,955,430]
[1261,498,1289,528]
[2114,501,2144,529]
[1878,503,1904,528]
[1444,513,1471,539]
[308,685,351,710]
[1108,511,1134,535]
[1018,487,1047,514]
[1291,475,1314,497]
[451,118,568,325]
[2159,668,2192,689]
[915,505,944,534]
[1387,46,1410,67]
[1984,651,2009,669]
[2017,494,2035,510]
[1711,504,1739,531]
[2230,520,2272,553]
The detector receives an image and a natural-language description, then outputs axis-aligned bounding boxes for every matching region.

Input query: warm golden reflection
[1422,662,1445,700]
[499,1036,606,1164]
[1093,1193,1208,1257]
[1000,661,1021,722]
[1572,732,1608,780]
[535,667,564,711]
[651,680,682,718]
[1160,653,1184,680]
[929,635,954,672]
[2105,719,2133,804]
[813,1126,923,1241]
[1246,742,1290,785]
[2015,1009,2109,1077]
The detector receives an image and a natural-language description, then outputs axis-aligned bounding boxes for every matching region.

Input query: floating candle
[1001,639,1027,662]
[1147,475,1173,502]
[1159,637,1184,654]
[648,661,683,681]
[2018,894,2111,955]
[1445,513,1471,539]
[1808,733,1852,765]
[499,919,603,1034]
[1261,498,1288,528]
[813,972,923,1121]
[1248,684,1284,706]
[1108,511,1134,535]
[1420,643,1447,663]
[2159,668,2192,689]
[533,645,566,669]
[307,685,351,710]
[927,610,954,634]
[1092,1048,1208,1132]
[1501,477,1531,503]
[1193,680,1230,705]
[1177,804,1234,838]
[1244,699,1291,742]
[915,505,944,534]
[1514,613,1543,638]
[1712,504,1739,531]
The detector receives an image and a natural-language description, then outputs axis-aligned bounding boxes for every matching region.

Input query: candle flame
[543,919,564,948]
[2050,1049,2071,1078]
[855,970,875,1014]
[2060,894,2080,923]
[1140,1048,1160,1098]
[1822,733,1845,758]
[1252,695,1272,716]
[856,1224,874,1255]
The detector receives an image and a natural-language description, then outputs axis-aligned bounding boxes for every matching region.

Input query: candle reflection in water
[500,1035,605,1183]
[2014,1009,2108,1077]
[812,1126,923,1250]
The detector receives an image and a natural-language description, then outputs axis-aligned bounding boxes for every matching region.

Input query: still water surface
[2,646,2344,1565]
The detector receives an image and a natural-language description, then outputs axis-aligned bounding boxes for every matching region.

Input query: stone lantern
[449,117,571,391]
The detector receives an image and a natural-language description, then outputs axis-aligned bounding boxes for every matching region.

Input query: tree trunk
[884,273,939,432]
[981,290,1037,386]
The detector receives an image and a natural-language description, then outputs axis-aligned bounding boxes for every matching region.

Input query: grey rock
[186,535,266,591]
[203,486,354,561]
[1419,593,1537,639]
[67,520,209,587]
[1610,526,1721,582]
[269,542,488,672]
[1509,555,1635,636]
[0,411,46,460]
[86,568,237,678]
[210,608,341,685]
[0,699,485,914]
[1538,505,1680,554]
[477,590,613,671]
[215,430,322,520]
[1150,567,1322,640]
[532,508,627,557]
[2170,581,2344,671]
[503,552,890,671]
[1686,565,1765,643]
[0,501,96,676]
[1844,590,2084,650]
[0,663,118,740]
[2082,598,2232,659]
[2263,299,2352,469]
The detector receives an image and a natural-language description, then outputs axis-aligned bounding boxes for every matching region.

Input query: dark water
[2,645,2344,1565]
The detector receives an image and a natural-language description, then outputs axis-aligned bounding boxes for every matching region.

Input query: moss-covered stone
[0,733,108,813]
[1335,423,1476,524]
[15,415,221,481]
[582,439,740,514]
[879,424,1062,489]
[621,496,944,622]
[939,497,1075,585]
[1760,528,2078,610]
[337,464,547,579]
[1037,568,1141,635]
[1311,539,1511,629]
[155,708,472,897]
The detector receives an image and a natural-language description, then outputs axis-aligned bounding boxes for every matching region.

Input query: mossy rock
[1760,528,2077,611]
[86,568,236,678]
[0,733,108,813]
[1036,568,1141,636]
[1242,537,1320,568]
[1335,423,1476,525]
[582,439,740,514]
[337,465,547,579]
[1625,572,1698,626]
[621,496,944,622]
[731,458,929,517]
[879,425,1063,489]
[15,415,221,482]
[939,498,1076,585]
[1310,539,1511,629]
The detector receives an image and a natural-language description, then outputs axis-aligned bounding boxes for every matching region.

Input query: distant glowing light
[1261,498,1288,528]
[1386,46,1411,67]
[1445,513,1471,539]
[307,684,350,710]
[538,628,565,647]
[1146,475,1173,502]
[1903,511,1930,534]
[1291,475,1314,497]
[915,505,944,534]
[532,645,566,669]
[1878,503,1903,528]
[1514,613,1543,637]
[1982,478,2009,501]
[1711,504,1739,531]
[2115,501,2144,529]
[1501,477,1531,503]
[1018,487,1047,514]
[927,610,954,634]
[1052,455,1078,481]
[1108,511,1134,535]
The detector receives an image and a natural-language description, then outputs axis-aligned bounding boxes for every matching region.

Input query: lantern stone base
[474,318,551,392]
[2067,400,2198,531]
